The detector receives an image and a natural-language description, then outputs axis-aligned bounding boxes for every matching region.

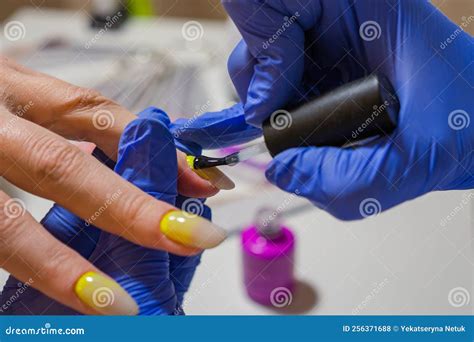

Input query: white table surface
[0,8,472,316]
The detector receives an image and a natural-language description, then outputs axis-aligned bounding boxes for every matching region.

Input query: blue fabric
[174,0,474,220]
[0,107,206,315]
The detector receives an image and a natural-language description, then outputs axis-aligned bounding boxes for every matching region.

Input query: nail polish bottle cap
[255,207,283,240]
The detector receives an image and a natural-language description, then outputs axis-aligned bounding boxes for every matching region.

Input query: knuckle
[66,86,105,111]
[30,136,82,184]
[116,193,159,242]
[77,88,103,107]
[119,194,150,228]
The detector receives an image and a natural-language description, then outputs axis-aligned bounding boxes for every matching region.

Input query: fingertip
[178,171,220,198]
[177,153,220,197]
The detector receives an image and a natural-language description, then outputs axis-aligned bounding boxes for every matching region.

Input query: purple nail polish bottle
[241,208,295,305]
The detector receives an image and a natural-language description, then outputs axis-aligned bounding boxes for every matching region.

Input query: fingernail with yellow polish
[75,271,138,315]
[160,210,227,249]
[186,156,235,190]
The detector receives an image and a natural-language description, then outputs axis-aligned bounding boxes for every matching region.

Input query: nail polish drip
[241,208,295,306]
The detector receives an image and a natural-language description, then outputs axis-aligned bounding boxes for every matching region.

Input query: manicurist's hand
[176,0,474,220]
[0,56,223,315]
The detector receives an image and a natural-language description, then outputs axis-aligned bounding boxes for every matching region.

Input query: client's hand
[1,108,207,315]
[0,57,221,315]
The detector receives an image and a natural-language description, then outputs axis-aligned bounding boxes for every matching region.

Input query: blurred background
[0,0,472,315]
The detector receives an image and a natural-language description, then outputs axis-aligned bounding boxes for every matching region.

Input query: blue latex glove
[0,107,207,315]
[176,0,474,220]
[171,102,262,153]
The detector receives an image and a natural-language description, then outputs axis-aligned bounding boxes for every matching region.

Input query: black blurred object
[262,74,400,156]
[90,0,128,29]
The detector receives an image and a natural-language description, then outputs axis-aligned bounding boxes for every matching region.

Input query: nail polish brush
[189,74,400,170]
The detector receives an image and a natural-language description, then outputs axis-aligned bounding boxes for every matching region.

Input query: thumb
[265,141,413,220]
[227,40,256,103]
[171,103,262,150]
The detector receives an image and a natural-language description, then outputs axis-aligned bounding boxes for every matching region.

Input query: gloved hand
[175,0,474,219]
[0,108,206,314]
[171,102,262,153]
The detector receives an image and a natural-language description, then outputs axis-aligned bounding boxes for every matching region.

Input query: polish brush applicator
[189,74,400,169]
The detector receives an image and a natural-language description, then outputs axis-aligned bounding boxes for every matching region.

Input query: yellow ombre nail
[186,156,235,190]
[160,210,227,249]
[74,271,138,315]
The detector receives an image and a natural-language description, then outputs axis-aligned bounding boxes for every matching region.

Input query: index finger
[0,109,226,254]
